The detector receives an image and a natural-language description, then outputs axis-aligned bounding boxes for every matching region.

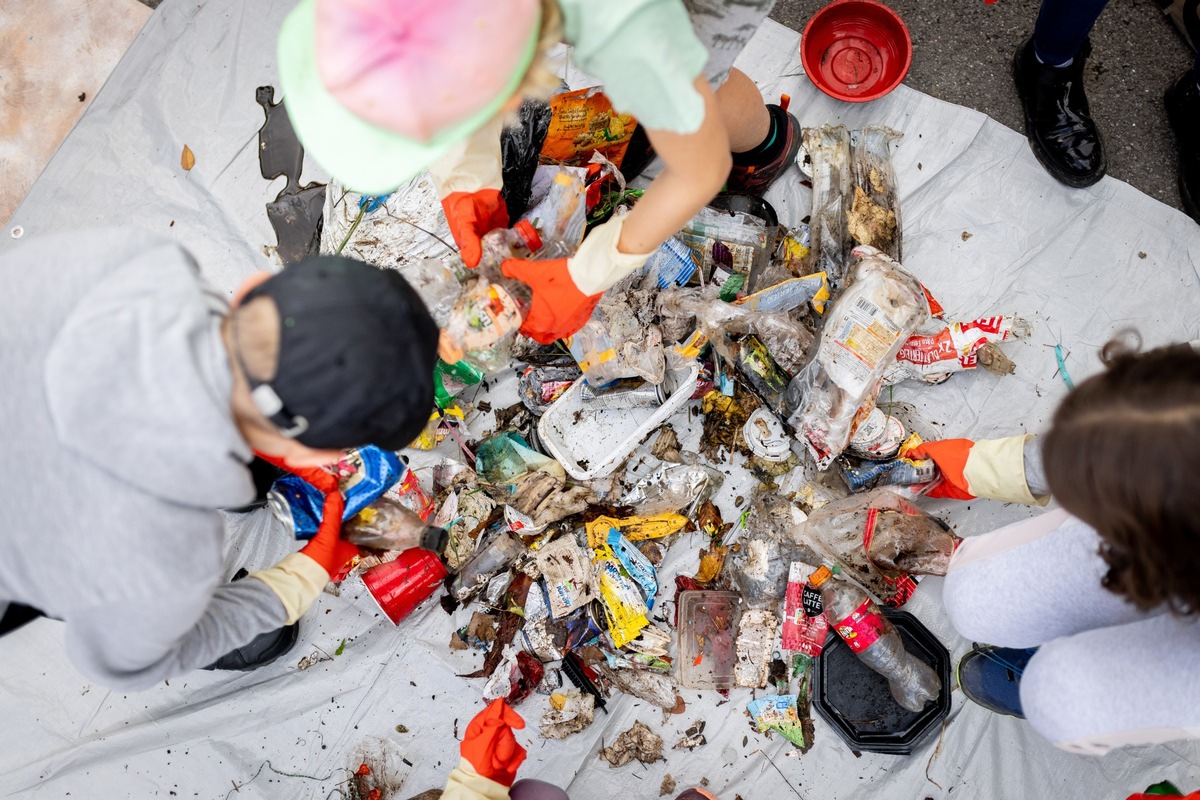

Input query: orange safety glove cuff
[906,438,976,500]
[442,189,509,268]
[500,257,602,344]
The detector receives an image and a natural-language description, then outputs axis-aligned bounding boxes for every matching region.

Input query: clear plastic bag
[403,258,462,327]
[677,206,772,279]
[849,126,903,261]
[783,246,930,470]
[802,125,852,291]
[730,494,822,609]
[569,270,665,386]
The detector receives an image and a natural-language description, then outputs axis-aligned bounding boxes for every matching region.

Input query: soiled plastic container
[536,361,700,481]
[677,590,743,691]
[811,611,951,754]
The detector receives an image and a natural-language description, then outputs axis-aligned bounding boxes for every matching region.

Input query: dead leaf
[960,231,972,241]
[180,144,196,172]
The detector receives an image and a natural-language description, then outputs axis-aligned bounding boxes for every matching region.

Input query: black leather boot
[1013,37,1106,188]
[1165,71,1200,223]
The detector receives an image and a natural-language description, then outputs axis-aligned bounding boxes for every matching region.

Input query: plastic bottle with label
[342,496,449,554]
[810,566,940,712]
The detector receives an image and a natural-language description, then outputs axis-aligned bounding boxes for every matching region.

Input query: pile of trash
[267,107,1032,764]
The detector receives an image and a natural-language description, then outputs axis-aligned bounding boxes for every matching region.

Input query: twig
[762,750,807,800]
[924,719,948,790]
[224,760,345,800]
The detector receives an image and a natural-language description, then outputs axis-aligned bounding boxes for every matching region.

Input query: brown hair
[1042,335,1200,615]
[513,0,565,102]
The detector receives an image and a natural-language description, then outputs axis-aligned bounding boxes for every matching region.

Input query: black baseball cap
[239,255,438,451]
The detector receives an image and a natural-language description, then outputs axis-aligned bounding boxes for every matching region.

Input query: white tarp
[3,2,1200,798]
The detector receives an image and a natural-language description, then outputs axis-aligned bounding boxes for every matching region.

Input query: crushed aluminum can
[579,377,667,410]
[742,407,792,462]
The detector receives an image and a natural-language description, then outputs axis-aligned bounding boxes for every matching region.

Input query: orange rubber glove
[254,452,360,579]
[460,699,527,787]
[499,214,655,344]
[905,439,975,500]
[500,257,601,344]
[442,189,509,269]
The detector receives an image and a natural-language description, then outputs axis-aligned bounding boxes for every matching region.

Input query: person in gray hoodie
[0,229,438,690]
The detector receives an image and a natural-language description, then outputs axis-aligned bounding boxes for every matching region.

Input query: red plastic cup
[362,548,448,625]
[801,0,912,103]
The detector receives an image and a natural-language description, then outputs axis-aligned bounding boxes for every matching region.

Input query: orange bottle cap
[809,565,833,587]
[513,219,543,252]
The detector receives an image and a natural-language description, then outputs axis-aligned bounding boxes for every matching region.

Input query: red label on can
[832,598,888,653]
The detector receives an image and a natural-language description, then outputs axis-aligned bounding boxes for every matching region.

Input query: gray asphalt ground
[770,0,1195,213]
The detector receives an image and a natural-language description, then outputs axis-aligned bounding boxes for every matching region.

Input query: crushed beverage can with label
[268,446,404,539]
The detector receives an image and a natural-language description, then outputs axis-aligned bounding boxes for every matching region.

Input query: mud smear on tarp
[257,86,326,265]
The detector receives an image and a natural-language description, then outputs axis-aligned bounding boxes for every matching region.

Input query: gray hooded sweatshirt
[0,229,289,689]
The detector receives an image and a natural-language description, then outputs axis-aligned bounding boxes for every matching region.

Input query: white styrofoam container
[536,362,701,481]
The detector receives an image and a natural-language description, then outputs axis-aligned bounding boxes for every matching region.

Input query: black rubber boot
[1013,37,1106,188]
[202,622,300,671]
[1165,70,1200,224]
[202,569,300,671]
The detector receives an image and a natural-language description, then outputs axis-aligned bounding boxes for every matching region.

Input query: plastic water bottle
[342,497,449,554]
[449,530,527,601]
[810,566,940,712]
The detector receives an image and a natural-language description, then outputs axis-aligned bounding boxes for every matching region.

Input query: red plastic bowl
[801,0,912,103]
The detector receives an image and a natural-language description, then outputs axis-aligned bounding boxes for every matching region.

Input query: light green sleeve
[559,0,709,134]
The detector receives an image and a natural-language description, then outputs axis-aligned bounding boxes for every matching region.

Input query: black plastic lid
[812,610,951,755]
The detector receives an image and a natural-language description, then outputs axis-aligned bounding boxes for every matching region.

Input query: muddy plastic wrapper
[568,280,665,387]
[475,431,565,484]
[535,535,596,619]
[886,315,1032,385]
[435,486,497,571]
[783,246,931,470]
[584,513,689,544]
[678,590,742,691]
[677,206,772,279]
[541,86,637,168]
[594,547,651,648]
[596,663,681,712]
[802,125,852,290]
[502,471,595,532]
[748,695,809,748]
[735,608,779,688]
[540,689,596,740]
[730,526,821,610]
[781,561,829,658]
[735,335,793,415]
[410,406,464,451]
[519,364,582,415]
[655,284,815,376]
[501,97,553,222]
[798,489,957,604]
[449,529,527,601]
[619,463,724,517]
[849,126,903,261]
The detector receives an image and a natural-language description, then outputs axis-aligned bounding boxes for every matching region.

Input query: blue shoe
[957,644,1037,719]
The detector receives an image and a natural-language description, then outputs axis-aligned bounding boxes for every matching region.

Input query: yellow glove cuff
[442,759,511,800]
[567,214,656,295]
[428,114,505,198]
[963,434,1048,507]
[248,552,329,625]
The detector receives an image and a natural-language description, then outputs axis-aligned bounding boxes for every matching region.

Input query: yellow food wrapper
[585,513,688,547]
[410,406,464,451]
[593,545,650,647]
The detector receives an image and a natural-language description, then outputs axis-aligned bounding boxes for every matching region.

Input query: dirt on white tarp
[3,3,1200,799]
